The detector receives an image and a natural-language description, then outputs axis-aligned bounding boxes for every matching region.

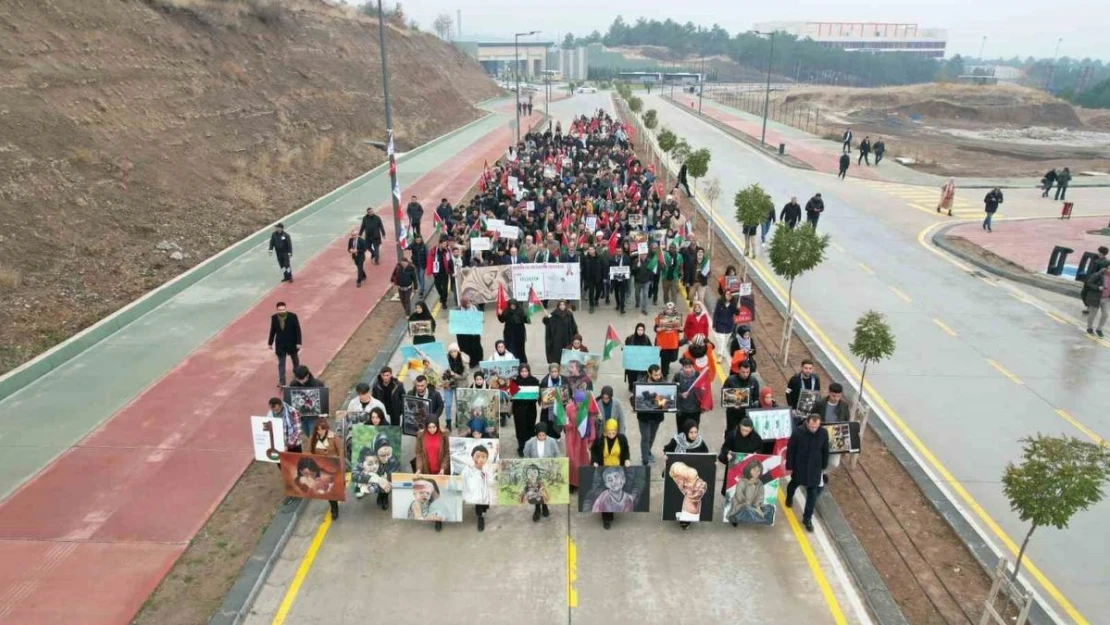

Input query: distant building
[752,21,947,58]
[550,47,589,81]
[454,37,554,77]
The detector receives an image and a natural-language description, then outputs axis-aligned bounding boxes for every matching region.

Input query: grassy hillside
[0,0,500,374]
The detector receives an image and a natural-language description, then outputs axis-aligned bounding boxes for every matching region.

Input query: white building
[550,47,589,81]
[752,21,947,58]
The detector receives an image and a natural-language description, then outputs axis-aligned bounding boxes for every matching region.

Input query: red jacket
[683,312,709,342]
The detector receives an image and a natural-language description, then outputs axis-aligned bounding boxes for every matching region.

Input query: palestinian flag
[431,211,445,240]
[699,256,711,278]
[496,283,508,317]
[526,286,544,320]
[684,218,695,238]
[398,221,412,251]
[602,325,620,361]
[645,249,662,274]
[575,393,598,438]
[468,218,482,239]
[508,379,540,400]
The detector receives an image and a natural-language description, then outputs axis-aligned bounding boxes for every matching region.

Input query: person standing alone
[347,228,367,287]
[841,128,852,153]
[359,207,386,265]
[785,414,829,532]
[805,194,825,229]
[406,194,424,237]
[268,301,302,387]
[873,138,885,166]
[837,153,850,180]
[269,223,294,283]
[1054,167,1071,201]
[983,187,1003,233]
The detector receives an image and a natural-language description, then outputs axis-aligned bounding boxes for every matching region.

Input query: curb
[207,309,415,625]
[0,110,499,402]
[931,223,1083,298]
[662,96,1110,190]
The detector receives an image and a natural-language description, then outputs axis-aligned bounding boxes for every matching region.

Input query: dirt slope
[0,0,500,374]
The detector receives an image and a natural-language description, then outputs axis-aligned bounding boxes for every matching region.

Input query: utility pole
[978,35,987,60]
[377,0,403,263]
[698,52,705,115]
[752,30,776,147]
[514,30,540,143]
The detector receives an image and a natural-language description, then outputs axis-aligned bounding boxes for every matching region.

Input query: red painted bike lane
[0,111,542,625]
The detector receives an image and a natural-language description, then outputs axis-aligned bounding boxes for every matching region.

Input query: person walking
[1083,265,1109,337]
[590,418,632,529]
[837,153,850,179]
[390,256,419,316]
[675,162,692,197]
[841,128,852,153]
[456,297,484,364]
[406,194,424,237]
[937,178,956,216]
[543,300,578,364]
[633,250,653,315]
[660,243,682,306]
[371,366,406,427]
[308,417,342,520]
[711,292,739,363]
[610,247,631,315]
[268,301,302,387]
[873,138,885,166]
[785,414,829,532]
[635,365,667,464]
[654,303,681,377]
[358,207,386,265]
[718,417,762,495]
[1040,168,1057,198]
[522,423,561,522]
[347,228,367,287]
[780,197,802,230]
[510,365,541,456]
[1054,167,1071,201]
[409,235,428,298]
[805,194,825,229]
[624,324,653,393]
[498,299,530,364]
[672,359,703,432]
[1081,247,1110,316]
[857,136,871,166]
[582,245,606,313]
[983,187,1003,233]
[785,359,821,410]
[268,223,294,283]
[430,239,454,305]
[760,201,777,245]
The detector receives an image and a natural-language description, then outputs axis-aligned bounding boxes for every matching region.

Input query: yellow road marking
[695,188,1090,624]
[780,486,848,625]
[831,242,846,253]
[1045,311,1068,324]
[1055,409,1107,447]
[987,359,1024,385]
[271,512,333,625]
[857,262,874,274]
[567,535,578,608]
[1007,291,1033,305]
[932,318,957,337]
[889,286,912,303]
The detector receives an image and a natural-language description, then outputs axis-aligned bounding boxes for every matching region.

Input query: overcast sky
[350,0,1102,61]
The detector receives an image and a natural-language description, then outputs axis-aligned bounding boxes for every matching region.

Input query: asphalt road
[643,91,1109,624]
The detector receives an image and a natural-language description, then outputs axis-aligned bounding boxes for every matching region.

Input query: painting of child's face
[413,483,433,503]
[604,469,626,493]
[473,450,488,470]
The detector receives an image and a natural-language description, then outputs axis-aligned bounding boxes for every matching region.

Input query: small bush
[247,0,284,25]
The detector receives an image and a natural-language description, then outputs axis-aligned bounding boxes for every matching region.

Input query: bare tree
[432,13,454,40]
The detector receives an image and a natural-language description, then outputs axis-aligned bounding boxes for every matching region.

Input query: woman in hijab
[510,364,541,456]
[718,417,764,495]
[539,363,565,432]
[409,301,436,345]
[443,343,467,431]
[543,300,578,364]
[729,324,757,373]
[308,417,342,520]
[663,419,709,456]
[456,297,484,365]
[498,299,529,363]
[568,334,589,352]
[937,177,956,216]
[654,302,681,377]
[589,418,632,529]
[683,301,710,343]
[624,323,652,393]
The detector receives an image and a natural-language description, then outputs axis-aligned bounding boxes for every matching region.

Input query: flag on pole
[699,255,711,278]
[684,218,694,238]
[575,393,598,438]
[607,230,620,256]
[552,387,568,427]
[645,249,662,274]
[690,367,714,411]
[431,211,445,240]
[496,283,508,317]
[602,325,621,361]
[526,286,544,320]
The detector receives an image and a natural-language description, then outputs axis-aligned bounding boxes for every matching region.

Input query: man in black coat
[359,207,386,265]
[805,194,825,229]
[838,153,850,180]
[268,223,294,283]
[371,366,406,427]
[406,195,424,237]
[813,382,849,424]
[785,359,821,410]
[873,138,886,166]
[581,245,606,313]
[857,136,871,166]
[785,414,830,532]
[267,301,302,387]
[347,228,367,287]
[780,197,802,229]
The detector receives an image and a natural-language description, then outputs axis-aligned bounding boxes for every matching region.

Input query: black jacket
[543,310,578,364]
[785,373,821,409]
[392,264,419,288]
[581,255,606,283]
[984,190,1004,213]
[838,153,850,170]
[268,312,302,356]
[786,424,829,488]
[813,397,849,424]
[347,236,367,257]
[590,434,631,466]
[663,437,709,454]
[408,388,445,420]
[406,201,424,223]
[780,201,802,224]
[372,377,405,426]
[718,430,764,464]
[805,196,825,218]
[359,213,386,243]
[269,231,293,255]
[723,373,759,422]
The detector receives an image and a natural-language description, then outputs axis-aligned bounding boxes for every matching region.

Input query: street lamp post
[978,35,987,60]
[753,30,776,147]
[514,30,540,144]
[376,0,403,263]
[698,53,705,115]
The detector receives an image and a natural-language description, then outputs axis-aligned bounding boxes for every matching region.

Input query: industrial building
[453,37,553,77]
[549,46,589,81]
[751,21,948,58]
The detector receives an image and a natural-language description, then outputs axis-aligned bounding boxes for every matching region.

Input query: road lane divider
[857,262,874,274]
[986,359,1023,385]
[889,287,912,303]
[1054,409,1107,447]
[779,486,848,625]
[271,512,333,625]
[932,318,958,337]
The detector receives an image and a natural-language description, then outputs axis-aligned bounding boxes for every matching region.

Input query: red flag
[496,283,508,317]
[425,248,436,276]
[690,367,713,411]
[607,230,620,256]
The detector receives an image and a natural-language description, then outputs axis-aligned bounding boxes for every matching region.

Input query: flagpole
[378,0,404,264]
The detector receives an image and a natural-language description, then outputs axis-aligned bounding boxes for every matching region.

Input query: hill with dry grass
[0,0,500,374]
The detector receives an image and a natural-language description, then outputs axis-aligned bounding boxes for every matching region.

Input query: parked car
[575,85,598,94]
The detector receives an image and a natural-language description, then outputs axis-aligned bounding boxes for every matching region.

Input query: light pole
[697,52,705,115]
[1047,37,1063,90]
[752,30,776,147]
[376,0,403,263]
[514,30,540,144]
[978,35,987,60]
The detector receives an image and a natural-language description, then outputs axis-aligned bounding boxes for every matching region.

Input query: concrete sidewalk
[946,216,1109,273]
[0,103,547,625]
[666,92,1108,189]
[243,302,872,625]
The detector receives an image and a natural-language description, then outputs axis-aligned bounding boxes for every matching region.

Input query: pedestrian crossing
[855,179,981,219]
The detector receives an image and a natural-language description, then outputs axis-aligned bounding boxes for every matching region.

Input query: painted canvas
[628,213,644,227]
[278,452,346,501]
[722,453,782,526]
[455,265,513,304]
[250,416,285,463]
[402,396,432,437]
[284,386,329,418]
[454,388,501,437]
[497,458,570,506]
[797,389,820,413]
[390,473,463,522]
[721,387,752,409]
[578,466,650,513]
[825,421,862,454]
[633,383,678,413]
[349,424,402,499]
[661,453,716,523]
[561,349,601,380]
[657,313,682,331]
[747,408,794,440]
[479,358,520,380]
[400,342,448,371]
[450,437,500,505]
[539,385,570,409]
[408,320,434,338]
